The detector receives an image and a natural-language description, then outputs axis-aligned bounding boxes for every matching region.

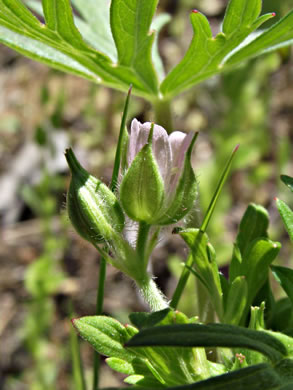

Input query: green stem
[111,85,132,192]
[137,275,169,312]
[70,317,87,390]
[92,257,107,390]
[136,222,151,270]
[153,99,173,133]
[170,252,195,309]
[68,300,87,390]
[145,227,161,260]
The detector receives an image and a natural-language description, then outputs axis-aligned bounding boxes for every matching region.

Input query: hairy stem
[137,275,169,312]
[136,222,151,270]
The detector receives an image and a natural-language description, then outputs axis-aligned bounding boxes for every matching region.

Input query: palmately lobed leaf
[1,0,293,100]
[160,3,275,99]
[0,0,161,98]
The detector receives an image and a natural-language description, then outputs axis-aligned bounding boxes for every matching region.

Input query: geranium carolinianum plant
[65,117,198,311]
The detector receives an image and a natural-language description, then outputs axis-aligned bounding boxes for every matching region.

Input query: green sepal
[120,125,165,223]
[65,148,125,245]
[155,133,198,225]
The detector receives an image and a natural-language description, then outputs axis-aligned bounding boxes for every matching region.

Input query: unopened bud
[65,148,124,245]
[120,124,165,224]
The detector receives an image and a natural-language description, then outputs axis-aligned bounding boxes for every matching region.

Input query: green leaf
[127,323,287,363]
[103,364,286,390]
[228,205,280,322]
[106,357,134,375]
[236,203,269,256]
[271,298,292,332]
[0,18,102,79]
[276,198,293,242]
[226,10,293,66]
[242,239,280,313]
[0,1,114,78]
[110,0,159,94]
[265,333,293,359]
[73,314,204,387]
[0,0,159,98]
[151,13,171,81]
[129,308,171,329]
[271,266,293,306]
[224,276,248,325]
[180,364,283,390]
[71,0,117,61]
[160,5,274,99]
[222,0,262,37]
[229,203,270,282]
[26,0,117,60]
[281,175,293,193]
[72,316,135,361]
[41,0,99,50]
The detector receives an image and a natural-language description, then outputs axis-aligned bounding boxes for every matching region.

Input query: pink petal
[169,131,186,165]
[128,119,149,166]
[128,120,171,186]
[168,131,194,195]
[150,123,171,185]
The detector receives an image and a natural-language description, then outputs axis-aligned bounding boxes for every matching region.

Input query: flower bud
[120,124,165,224]
[120,119,197,226]
[65,148,124,245]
